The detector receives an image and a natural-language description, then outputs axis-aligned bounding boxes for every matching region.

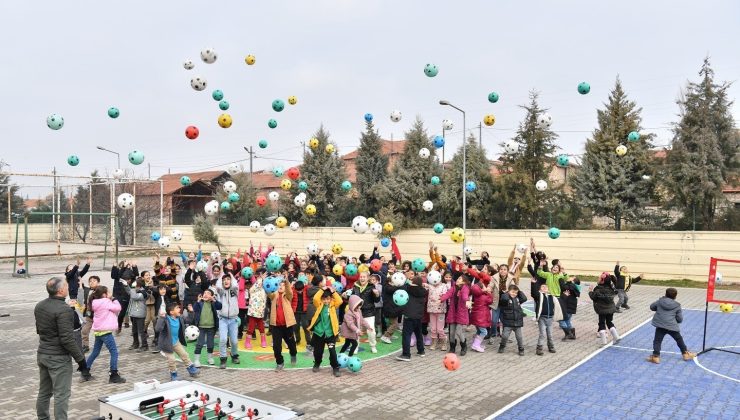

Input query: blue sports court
[494,309,740,419]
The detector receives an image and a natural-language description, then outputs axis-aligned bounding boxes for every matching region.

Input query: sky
[1,0,739,198]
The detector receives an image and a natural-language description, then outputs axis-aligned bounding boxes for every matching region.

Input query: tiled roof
[138,170,228,195]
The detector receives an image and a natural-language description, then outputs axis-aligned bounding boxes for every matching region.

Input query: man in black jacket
[35,277,90,420]
[396,276,428,362]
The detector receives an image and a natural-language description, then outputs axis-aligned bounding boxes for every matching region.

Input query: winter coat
[269,288,296,327]
[382,283,403,318]
[153,293,174,317]
[190,299,223,327]
[34,296,85,362]
[308,289,343,336]
[614,265,642,291]
[492,273,516,300]
[440,283,470,325]
[531,281,564,321]
[470,284,493,327]
[216,284,240,319]
[340,295,370,340]
[65,263,89,302]
[127,286,148,318]
[247,279,267,318]
[306,284,321,321]
[424,283,450,313]
[352,282,380,318]
[559,278,581,315]
[291,282,309,313]
[237,276,249,309]
[111,265,138,300]
[499,291,527,328]
[650,297,683,332]
[537,268,567,297]
[589,284,617,315]
[155,315,186,353]
[183,269,209,306]
[402,283,429,320]
[91,298,122,332]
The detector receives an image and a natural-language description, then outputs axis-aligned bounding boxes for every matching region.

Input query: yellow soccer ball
[309,137,319,149]
[218,113,233,128]
[616,145,628,156]
[366,217,376,226]
[450,227,465,243]
[358,264,369,273]
[325,144,335,154]
[275,216,288,228]
[245,55,256,65]
[719,303,734,313]
[332,243,343,255]
[288,96,297,105]
[332,264,344,276]
[280,179,292,190]
[383,222,394,233]
[483,114,496,127]
[305,204,316,216]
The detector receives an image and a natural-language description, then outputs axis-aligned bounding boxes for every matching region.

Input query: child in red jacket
[291,280,311,345]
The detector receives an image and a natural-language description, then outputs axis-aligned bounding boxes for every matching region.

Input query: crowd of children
[60,236,696,382]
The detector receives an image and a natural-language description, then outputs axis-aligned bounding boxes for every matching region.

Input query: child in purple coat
[440,274,471,356]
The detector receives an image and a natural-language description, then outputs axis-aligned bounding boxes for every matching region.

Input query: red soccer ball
[185,125,199,140]
[256,196,267,207]
[443,353,460,371]
[286,167,301,181]
[370,259,382,272]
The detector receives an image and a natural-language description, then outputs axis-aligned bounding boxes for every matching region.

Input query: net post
[103,215,109,269]
[701,301,708,354]
[24,214,29,277]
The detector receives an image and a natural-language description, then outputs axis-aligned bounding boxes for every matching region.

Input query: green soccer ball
[268,119,277,129]
[180,176,191,186]
[556,154,569,167]
[228,192,240,203]
[341,180,352,191]
[212,90,224,101]
[107,107,120,118]
[423,63,439,77]
[128,150,145,165]
[47,114,64,130]
[431,176,441,186]
[628,131,640,142]
[433,223,444,234]
[488,92,500,103]
[219,100,229,111]
[577,82,590,95]
[272,99,285,112]
[220,201,231,212]
[298,181,308,191]
[548,227,560,239]
[67,155,80,166]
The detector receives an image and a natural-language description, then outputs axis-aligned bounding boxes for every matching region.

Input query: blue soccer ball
[364,113,373,122]
[263,276,280,293]
[333,281,344,294]
[380,237,390,247]
[465,181,477,192]
[337,353,349,368]
[433,135,445,148]
[347,356,363,372]
[151,231,161,241]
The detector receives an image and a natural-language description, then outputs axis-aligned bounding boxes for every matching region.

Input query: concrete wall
[1,223,54,243]
[162,225,740,282]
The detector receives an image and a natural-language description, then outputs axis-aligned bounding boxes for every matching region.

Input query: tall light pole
[439,100,466,249]
[441,125,447,167]
[96,146,120,169]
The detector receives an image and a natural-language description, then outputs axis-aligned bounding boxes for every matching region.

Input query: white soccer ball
[294,194,306,207]
[249,220,261,232]
[616,145,628,156]
[183,60,194,70]
[504,140,519,154]
[190,76,207,91]
[264,223,276,236]
[427,271,442,285]
[306,242,319,256]
[369,222,383,235]
[422,200,434,212]
[227,163,240,175]
[204,201,219,216]
[289,222,300,231]
[112,168,125,180]
[516,243,528,254]
[268,191,280,202]
[116,193,134,210]
[715,272,723,284]
[390,272,406,287]
[171,230,183,241]
[352,216,368,234]
[642,175,651,180]
[535,179,548,191]
[185,325,200,341]
[419,148,431,159]
[537,113,553,129]
[158,236,171,248]
[442,119,454,130]
[464,246,474,256]
[223,181,237,193]
[200,48,217,64]
[196,260,208,272]
[390,110,402,122]
[211,251,221,260]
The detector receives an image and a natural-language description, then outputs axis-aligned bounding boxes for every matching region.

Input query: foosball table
[97,380,302,420]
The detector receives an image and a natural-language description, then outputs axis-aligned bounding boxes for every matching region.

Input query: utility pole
[147,163,151,180]
[300,141,306,156]
[441,126,447,168]
[243,146,256,182]
[479,123,482,148]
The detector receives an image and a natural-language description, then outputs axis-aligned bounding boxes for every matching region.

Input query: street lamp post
[96,146,121,169]
[439,100,466,249]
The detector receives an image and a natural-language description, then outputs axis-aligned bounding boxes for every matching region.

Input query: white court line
[684,308,740,314]
[693,346,740,384]
[486,317,653,420]
[611,345,680,355]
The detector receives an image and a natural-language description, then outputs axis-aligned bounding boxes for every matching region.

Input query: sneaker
[682,351,696,361]
[275,364,284,371]
[194,358,201,368]
[207,355,215,365]
[186,364,199,377]
[231,355,240,365]
[151,347,160,354]
[305,345,314,353]
[370,346,377,354]
[108,371,126,384]
[622,304,630,309]
[395,354,411,362]
[290,355,297,365]
[647,355,660,364]
[137,346,149,352]
[219,357,227,369]
[80,372,94,382]
[380,336,392,344]
[615,308,623,313]
[128,344,139,351]
[417,352,426,358]
[312,365,320,373]
[333,368,341,377]
[488,338,497,346]
[518,348,525,356]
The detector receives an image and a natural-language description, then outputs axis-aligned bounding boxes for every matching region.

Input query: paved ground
[1,257,736,420]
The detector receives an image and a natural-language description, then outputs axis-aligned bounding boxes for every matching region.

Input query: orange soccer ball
[443,353,460,371]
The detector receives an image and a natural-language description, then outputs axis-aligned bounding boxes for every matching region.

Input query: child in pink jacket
[85,286,126,383]
[424,274,451,351]
[339,295,371,356]
[440,275,472,356]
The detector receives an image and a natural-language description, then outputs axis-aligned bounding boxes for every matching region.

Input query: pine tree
[438,134,496,228]
[378,117,442,228]
[214,172,270,225]
[494,92,559,229]
[355,120,389,216]
[193,214,221,251]
[570,78,656,230]
[287,125,350,227]
[666,58,739,230]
